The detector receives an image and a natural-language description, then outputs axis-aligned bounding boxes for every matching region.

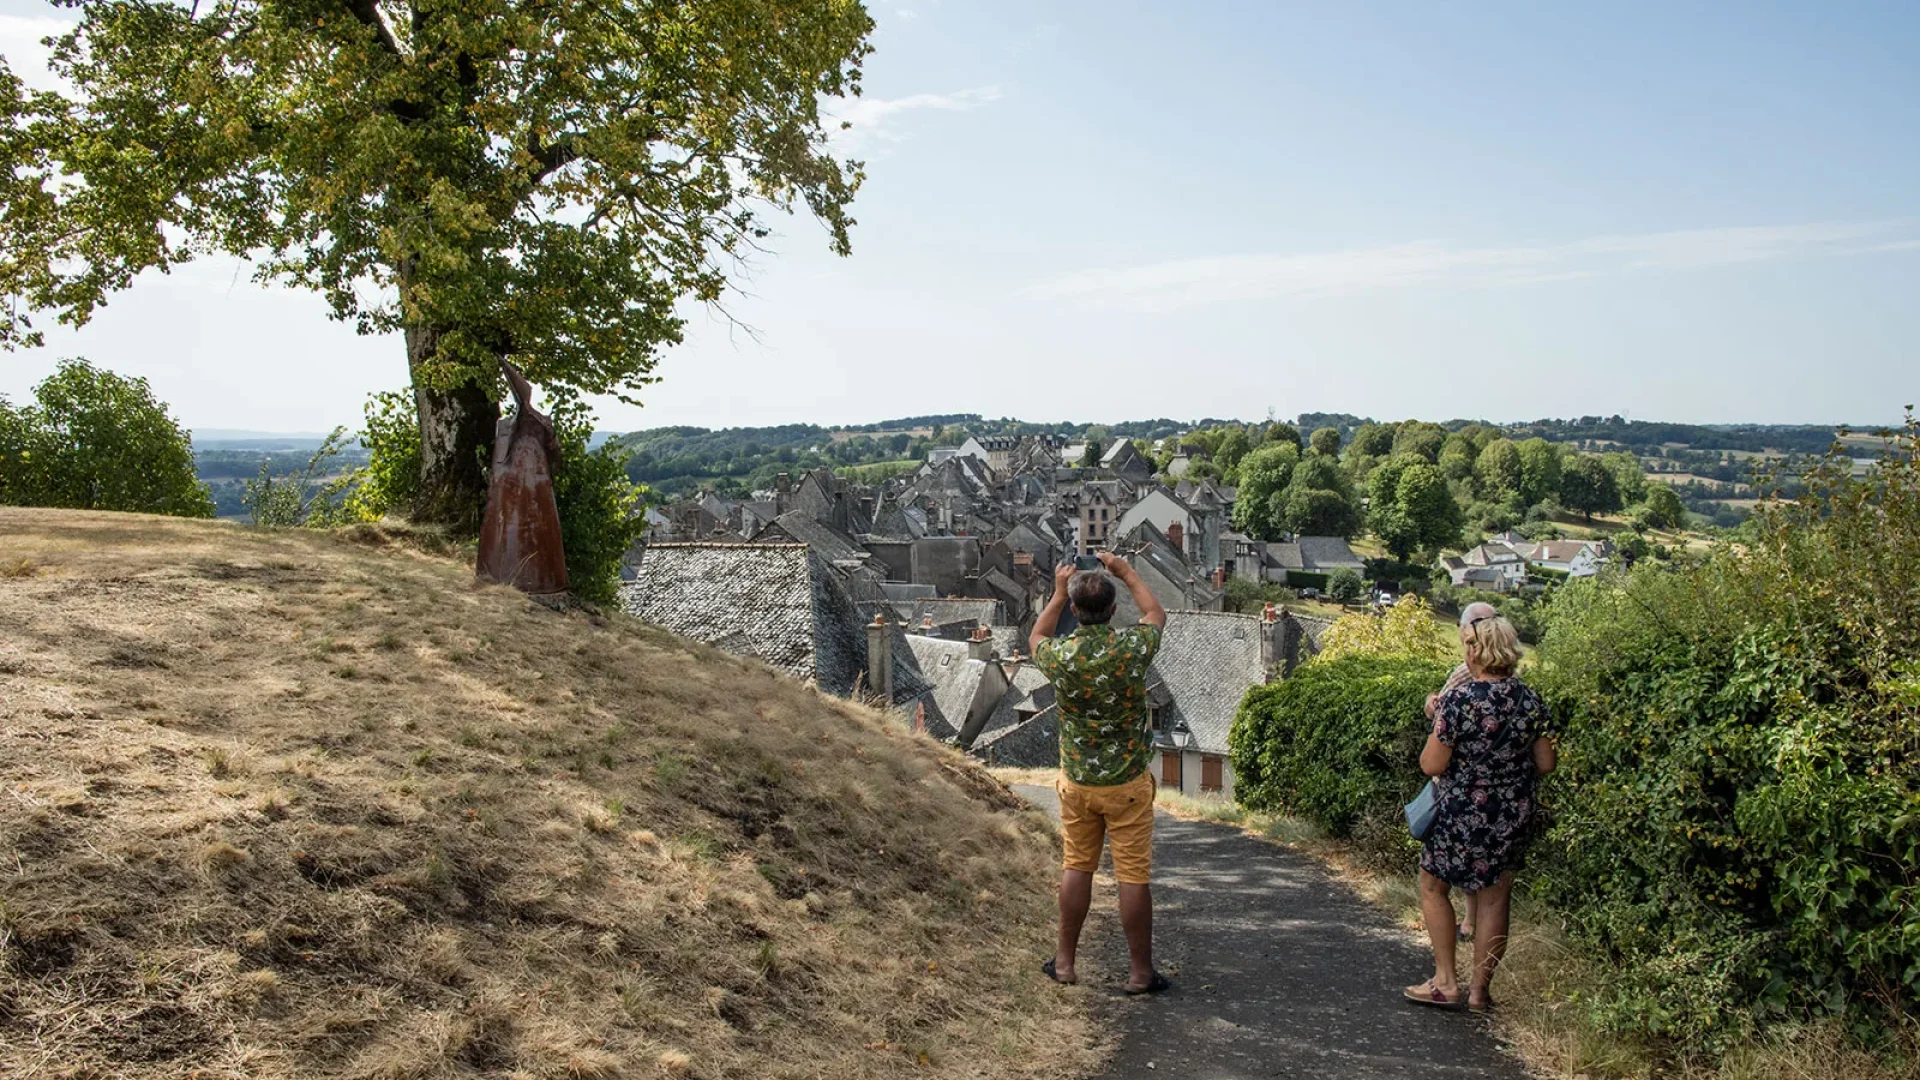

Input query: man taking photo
[1030,551,1170,995]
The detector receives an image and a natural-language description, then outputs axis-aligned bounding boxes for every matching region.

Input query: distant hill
[0,509,1092,1079]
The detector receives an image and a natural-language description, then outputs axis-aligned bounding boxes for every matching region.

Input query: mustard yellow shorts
[1057,771,1156,885]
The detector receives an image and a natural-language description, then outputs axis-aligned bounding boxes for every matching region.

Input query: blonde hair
[1464,614,1522,677]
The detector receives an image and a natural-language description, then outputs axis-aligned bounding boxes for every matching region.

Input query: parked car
[1298,587,1321,600]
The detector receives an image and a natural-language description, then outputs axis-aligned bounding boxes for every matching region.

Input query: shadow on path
[1014,784,1528,1080]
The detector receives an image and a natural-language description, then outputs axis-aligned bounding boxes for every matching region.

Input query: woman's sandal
[1403,981,1469,1010]
[1040,958,1076,986]
[1468,991,1496,1013]
[1456,923,1475,943]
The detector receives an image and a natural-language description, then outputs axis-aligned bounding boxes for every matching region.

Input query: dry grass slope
[0,509,1099,1080]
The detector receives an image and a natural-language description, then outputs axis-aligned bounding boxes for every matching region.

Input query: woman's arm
[1421,732,1453,777]
[1531,737,1557,776]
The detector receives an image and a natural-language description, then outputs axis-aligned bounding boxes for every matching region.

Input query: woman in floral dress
[1404,613,1556,1012]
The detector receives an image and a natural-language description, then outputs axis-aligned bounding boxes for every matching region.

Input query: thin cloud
[826,86,1001,154]
[0,15,75,94]
[1031,221,1920,312]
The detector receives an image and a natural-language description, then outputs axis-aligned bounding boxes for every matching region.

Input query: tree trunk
[406,321,499,536]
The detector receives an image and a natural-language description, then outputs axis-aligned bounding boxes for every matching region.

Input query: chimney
[968,625,994,661]
[1260,603,1281,674]
[1166,521,1184,553]
[921,614,936,633]
[866,614,893,702]
[1183,576,1196,609]
[776,472,792,494]
[1213,567,1227,588]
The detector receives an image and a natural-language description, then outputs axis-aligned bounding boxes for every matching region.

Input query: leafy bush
[243,427,362,527]
[1528,412,1920,1050]
[1221,577,1297,615]
[0,359,213,518]
[347,391,421,522]
[1315,595,1455,663]
[548,397,648,605]
[1229,653,1450,835]
[1327,567,1365,603]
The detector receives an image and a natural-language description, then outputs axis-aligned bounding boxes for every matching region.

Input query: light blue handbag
[1404,780,1439,840]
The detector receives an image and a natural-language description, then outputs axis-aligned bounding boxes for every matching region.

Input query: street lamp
[1170,718,1194,753]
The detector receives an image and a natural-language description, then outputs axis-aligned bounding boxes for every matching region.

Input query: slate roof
[1272,536,1366,572]
[972,663,1056,748]
[898,636,991,743]
[891,597,1001,630]
[757,511,866,564]
[1148,611,1268,756]
[620,544,819,682]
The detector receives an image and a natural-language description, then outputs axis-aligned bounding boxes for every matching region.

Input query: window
[1201,755,1224,794]
[1161,751,1183,788]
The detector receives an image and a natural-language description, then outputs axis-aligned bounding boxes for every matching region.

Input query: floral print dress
[1420,677,1548,891]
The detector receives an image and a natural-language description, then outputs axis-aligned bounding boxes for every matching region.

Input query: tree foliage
[0,358,213,517]
[1559,454,1623,522]
[1281,452,1360,537]
[1474,437,1524,504]
[1308,426,1342,457]
[1517,437,1565,507]
[1,0,875,529]
[1229,442,1299,539]
[1326,567,1365,604]
[1639,483,1687,531]
[1367,456,1463,561]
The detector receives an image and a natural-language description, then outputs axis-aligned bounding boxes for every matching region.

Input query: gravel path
[1014,784,1530,1080]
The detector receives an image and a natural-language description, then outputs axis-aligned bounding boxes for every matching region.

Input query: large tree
[1230,442,1299,539]
[1560,455,1623,522]
[1517,437,1565,507]
[1281,452,1360,537]
[1473,437,1524,504]
[1,0,873,531]
[1367,455,1462,561]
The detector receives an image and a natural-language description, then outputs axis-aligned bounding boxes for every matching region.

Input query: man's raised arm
[1098,552,1165,629]
[1030,561,1077,653]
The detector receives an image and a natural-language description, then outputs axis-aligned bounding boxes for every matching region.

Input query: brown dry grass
[0,508,1102,1080]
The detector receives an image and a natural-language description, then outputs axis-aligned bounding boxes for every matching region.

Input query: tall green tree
[1640,483,1687,531]
[1264,421,1303,450]
[1437,432,1478,481]
[1560,455,1623,522]
[1367,455,1462,561]
[1347,422,1396,459]
[1517,437,1565,507]
[1281,452,1361,537]
[1230,442,1300,539]
[0,358,214,517]
[1308,426,1342,457]
[1391,420,1447,463]
[0,0,874,533]
[1601,450,1648,505]
[1474,437,1524,503]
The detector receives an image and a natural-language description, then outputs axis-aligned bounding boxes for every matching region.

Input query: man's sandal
[1124,972,1173,996]
[1403,981,1468,1010]
[1040,958,1076,986]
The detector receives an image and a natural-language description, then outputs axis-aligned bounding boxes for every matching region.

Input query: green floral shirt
[1034,623,1163,786]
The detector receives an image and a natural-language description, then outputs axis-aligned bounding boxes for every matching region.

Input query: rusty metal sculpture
[476,361,570,596]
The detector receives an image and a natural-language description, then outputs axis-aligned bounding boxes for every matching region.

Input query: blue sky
[2,0,1916,432]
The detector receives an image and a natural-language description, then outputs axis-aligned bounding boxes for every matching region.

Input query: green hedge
[1228,654,1450,835]
[1283,569,1331,592]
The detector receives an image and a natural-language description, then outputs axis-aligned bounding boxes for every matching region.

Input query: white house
[1527,540,1607,578]
[1458,542,1530,588]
